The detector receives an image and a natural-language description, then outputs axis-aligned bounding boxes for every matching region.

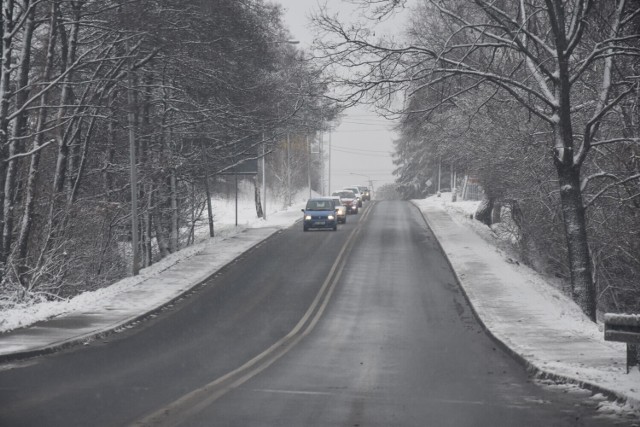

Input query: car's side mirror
[301,209,305,213]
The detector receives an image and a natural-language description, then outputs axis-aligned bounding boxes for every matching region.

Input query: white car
[343,187,363,207]
[330,196,347,223]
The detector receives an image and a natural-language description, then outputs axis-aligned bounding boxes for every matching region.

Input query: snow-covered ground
[413,192,640,417]
[1,189,639,419]
[0,181,315,333]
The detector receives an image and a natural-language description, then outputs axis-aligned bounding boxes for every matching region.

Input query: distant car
[343,187,363,207]
[302,198,338,231]
[357,186,371,201]
[330,196,347,223]
[332,190,358,214]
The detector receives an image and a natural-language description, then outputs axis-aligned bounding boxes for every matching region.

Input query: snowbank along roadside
[412,193,640,415]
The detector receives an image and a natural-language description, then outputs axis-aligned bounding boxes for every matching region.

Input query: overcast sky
[275,0,411,194]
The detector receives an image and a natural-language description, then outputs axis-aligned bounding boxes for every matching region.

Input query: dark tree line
[315,0,640,320]
[0,0,332,304]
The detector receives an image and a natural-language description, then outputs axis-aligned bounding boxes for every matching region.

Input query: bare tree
[315,0,640,320]
[0,0,331,303]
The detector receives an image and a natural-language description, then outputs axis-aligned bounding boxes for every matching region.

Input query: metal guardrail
[604,313,640,373]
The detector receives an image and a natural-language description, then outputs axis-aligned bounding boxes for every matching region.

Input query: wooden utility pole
[127,46,140,276]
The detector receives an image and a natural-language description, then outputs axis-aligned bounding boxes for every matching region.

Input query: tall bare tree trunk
[0,0,16,275]
[143,183,152,267]
[551,7,597,321]
[36,1,90,278]
[555,153,596,321]
[201,142,214,237]
[152,183,170,258]
[254,176,263,218]
[170,169,179,252]
[13,0,59,287]
[2,0,34,262]
[474,196,494,226]
[51,0,81,198]
[103,114,116,195]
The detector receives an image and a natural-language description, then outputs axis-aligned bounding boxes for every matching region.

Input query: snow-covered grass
[433,192,570,294]
[0,182,314,333]
[414,192,640,418]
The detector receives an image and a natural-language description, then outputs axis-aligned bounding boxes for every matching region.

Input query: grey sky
[275,0,407,194]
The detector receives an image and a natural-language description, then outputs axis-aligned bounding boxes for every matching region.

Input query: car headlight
[328,215,335,220]
[304,215,312,220]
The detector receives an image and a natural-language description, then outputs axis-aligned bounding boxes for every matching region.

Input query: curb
[409,201,633,407]
[0,228,285,364]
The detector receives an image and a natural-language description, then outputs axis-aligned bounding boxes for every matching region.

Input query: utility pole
[127,44,139,276]
[328,131,331,194]
[437,156,442,193]
[201,141,214,237]
[307,134,311,198]
[319,129,324,195]
[262,133,267,220]
[287,133,291,206]
[235,165,238,227]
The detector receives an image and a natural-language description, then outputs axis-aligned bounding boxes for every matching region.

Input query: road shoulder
[411,198,640,413]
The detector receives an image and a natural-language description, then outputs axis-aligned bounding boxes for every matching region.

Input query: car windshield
[305,200,333,210]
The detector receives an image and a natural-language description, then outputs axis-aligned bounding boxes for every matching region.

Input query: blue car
[302,198,338,231]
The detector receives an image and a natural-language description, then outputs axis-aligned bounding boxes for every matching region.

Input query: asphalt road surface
[0,201,631,426]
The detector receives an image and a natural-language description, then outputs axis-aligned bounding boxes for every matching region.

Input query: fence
[459,176,484,201]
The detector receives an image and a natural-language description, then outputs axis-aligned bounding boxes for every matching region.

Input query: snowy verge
[0,188,311,334]
[412,194,640,413]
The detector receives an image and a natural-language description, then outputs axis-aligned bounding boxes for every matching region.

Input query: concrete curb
[0,228,284,364]
[409,201,632,406]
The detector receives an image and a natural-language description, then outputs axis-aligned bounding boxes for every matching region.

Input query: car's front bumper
[304,219,337,229]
